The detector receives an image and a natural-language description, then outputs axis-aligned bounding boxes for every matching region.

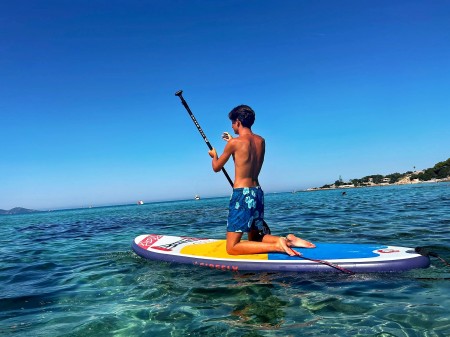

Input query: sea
[1,183,449,337]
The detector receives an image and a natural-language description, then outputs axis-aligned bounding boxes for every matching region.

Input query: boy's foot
[285,234,316,248]
[277,237,302,257]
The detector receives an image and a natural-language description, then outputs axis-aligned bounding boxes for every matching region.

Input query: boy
[208,105,315,256]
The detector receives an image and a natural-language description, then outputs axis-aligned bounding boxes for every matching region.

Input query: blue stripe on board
[268,243,387,260]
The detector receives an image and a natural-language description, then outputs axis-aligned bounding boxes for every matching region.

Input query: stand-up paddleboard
[132,234,430,273]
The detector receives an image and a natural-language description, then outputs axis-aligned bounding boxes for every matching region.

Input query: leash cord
[300,256,355,275]
[415,247,450,267]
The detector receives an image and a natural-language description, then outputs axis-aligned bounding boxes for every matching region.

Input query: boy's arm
[208,140,235,172]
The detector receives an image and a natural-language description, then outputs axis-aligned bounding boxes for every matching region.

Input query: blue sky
[1,1,449,210]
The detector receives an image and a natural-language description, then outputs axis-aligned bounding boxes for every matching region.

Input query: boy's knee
[226,246,238,255]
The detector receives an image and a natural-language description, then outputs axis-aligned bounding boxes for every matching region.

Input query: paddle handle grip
[175,90,234,187]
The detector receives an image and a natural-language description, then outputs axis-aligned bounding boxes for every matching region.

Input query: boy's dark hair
[228,105,255,128]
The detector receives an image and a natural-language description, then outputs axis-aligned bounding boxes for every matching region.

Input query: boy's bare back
[231,133,265,188]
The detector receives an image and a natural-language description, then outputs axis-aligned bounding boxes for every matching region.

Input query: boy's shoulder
[252,133,265,142]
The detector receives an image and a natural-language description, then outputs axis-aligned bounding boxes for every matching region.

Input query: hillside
[0,207,40,215]
[309,157,450,191]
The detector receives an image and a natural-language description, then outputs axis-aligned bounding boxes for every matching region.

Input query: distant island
[308,157,450,191]
[0,207,40,215]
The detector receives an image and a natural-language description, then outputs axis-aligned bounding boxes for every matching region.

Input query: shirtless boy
[208,105,315,256]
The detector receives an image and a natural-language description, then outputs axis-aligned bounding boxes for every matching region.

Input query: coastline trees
[410,158,450,181]
[318,158,449,189]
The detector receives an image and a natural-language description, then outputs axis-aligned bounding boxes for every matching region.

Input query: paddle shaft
[175,90,271,235]
[175,90,234,186]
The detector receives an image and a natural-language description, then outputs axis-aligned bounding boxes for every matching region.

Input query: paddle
[175,89,271,235]
[175,90,234,186]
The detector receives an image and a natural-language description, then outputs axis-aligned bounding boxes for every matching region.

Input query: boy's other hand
[222,132,232,142]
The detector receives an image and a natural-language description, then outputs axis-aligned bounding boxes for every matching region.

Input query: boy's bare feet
[277,237,302,256]
[285,234,316,248]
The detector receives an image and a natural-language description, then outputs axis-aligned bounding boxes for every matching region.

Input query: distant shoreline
[4,176,449,213]
[0,207,40,215]
[306,177,450,192]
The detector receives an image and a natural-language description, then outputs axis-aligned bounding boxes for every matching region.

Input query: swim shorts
[227,186,265,233]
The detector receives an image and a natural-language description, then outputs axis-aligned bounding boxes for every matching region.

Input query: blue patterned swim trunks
[227,186,265,233]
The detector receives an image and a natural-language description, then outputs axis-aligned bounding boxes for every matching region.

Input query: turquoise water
[1,183,449,336]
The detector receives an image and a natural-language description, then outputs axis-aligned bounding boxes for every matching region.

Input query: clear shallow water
[1,183,449,336]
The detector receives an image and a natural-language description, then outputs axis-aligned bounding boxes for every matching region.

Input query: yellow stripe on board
[180,240,268,260]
